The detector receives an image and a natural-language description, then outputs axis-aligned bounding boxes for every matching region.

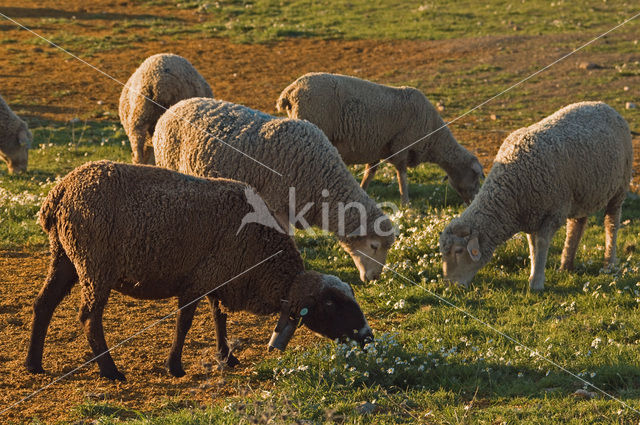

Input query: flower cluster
[271,333,441,390]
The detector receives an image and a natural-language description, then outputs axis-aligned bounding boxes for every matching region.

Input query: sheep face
[1,127,31,174]
[300,273,373,346]
[339,235,393,282]
[449,159,483,204]
[439,223,483,287]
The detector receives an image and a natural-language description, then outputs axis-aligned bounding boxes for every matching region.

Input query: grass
[4,0,638,53]
[160,0,639,43]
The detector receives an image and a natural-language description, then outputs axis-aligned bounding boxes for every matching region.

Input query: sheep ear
[467,237,481,262]
[472,161,485,178]
[18,129,31,148]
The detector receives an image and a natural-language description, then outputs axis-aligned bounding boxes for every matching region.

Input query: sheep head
[339,221,395,282]
[269,272,373,351]
[448,158,484,204]
[439,221,484,287]
[1,126,31,174]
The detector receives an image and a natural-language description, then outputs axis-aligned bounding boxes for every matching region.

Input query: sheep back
[276,72,457,166]
[153,98,389,238]
[486,101,632,232]
[40,160,304,315]
[119,53,213,163]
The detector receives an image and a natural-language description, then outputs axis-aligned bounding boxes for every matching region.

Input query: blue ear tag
[297,308,308,328]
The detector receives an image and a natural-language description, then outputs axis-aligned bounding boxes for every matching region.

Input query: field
[1,0,640,423]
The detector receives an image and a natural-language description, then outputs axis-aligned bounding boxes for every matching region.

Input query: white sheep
[153,98,395,282]
[119,53,213,164]
[276,72,483,204]
[439,102,633,291]
[0,93,32,173]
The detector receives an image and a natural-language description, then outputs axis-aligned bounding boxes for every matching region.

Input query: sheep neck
[460,183,520,261]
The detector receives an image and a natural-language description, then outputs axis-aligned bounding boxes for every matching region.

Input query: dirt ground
[1,1,639,422]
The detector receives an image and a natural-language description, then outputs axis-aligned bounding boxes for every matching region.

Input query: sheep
[0,93,32,174]
[439,102,633,292]
[276,72,484,205]
[119,53,213,165]
[25,160,373,381]
[152,98,395,282]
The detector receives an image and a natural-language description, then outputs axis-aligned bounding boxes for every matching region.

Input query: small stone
[355,401,377,415]
[436,102,445,112]
[624,86,629,91]
[573,389,596,400]
[97,100,104,105]
[84,392,106,400]
[490,114,499,121]
[625,102,636,109]
[579,62,600,70]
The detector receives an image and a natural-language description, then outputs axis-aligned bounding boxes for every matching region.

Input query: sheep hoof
[166,360,186,378]
[100,369,126,382]
[217,352,240,369]
[559,262,574,272]
[528,278,545,292]
[25,362,45,374]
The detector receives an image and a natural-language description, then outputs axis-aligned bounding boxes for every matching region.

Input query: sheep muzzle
[267,300,297,352]
[267,314,297,352]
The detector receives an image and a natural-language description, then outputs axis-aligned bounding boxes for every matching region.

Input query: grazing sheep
[25,161,373,381]
[119,53,213,164]
[153,98,395,282]
[276,73,484,204]
[439,102,633,291]
[0,93,32,174]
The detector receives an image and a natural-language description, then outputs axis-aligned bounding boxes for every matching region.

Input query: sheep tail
[275,91,292,114]
[38,183,65,232]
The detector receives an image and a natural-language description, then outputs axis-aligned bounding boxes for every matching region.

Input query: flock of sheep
[0,52,633,381]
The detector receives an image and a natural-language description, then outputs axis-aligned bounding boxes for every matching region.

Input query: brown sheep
[25,161,373,381]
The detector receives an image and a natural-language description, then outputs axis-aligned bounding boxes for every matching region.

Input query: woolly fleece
[119,53,213,164]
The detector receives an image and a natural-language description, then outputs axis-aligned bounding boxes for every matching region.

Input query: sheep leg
[395,163,409,205]
[360,162,379,190]
[142,145,155,165]
[559,217,588,271]
[79,286,124,381]
[166,297,199,378]
[130,126,148,164]
[207,296,239,368]
[25,244,78,374]
[604,192,625,268]
[527,220,559,291]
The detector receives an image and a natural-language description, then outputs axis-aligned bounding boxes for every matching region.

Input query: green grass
[6,0,638,53]
[160,0,639,43]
